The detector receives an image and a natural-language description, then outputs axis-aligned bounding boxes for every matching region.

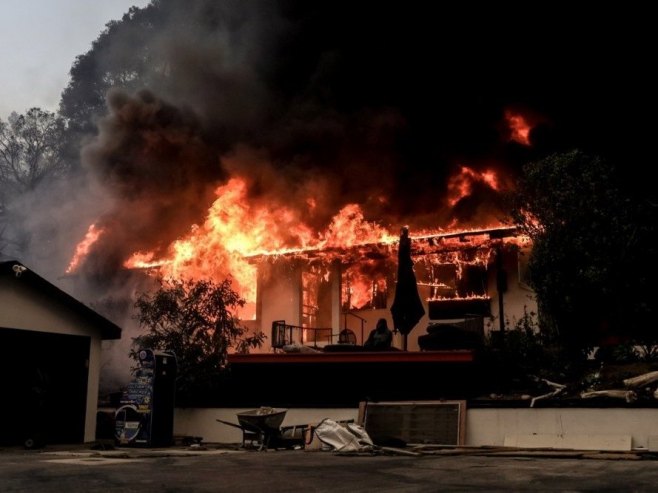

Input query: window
[341,262,388,311]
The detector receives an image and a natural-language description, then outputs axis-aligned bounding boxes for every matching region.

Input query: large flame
[121,178,309,316]
[119,177,394,318]
[67,166,526,317]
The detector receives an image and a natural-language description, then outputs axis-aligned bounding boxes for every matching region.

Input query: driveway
[1,445,658,492]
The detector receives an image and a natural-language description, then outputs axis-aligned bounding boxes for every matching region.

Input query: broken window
[301,267,333,328]
[417,251,490,301]
[341,261,389,311]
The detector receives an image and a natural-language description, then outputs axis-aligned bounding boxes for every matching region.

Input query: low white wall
[175,408,359,444]
[467,408,658,450]
[175,406,658,450]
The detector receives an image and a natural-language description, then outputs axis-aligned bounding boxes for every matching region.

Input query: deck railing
[271,320,333,349]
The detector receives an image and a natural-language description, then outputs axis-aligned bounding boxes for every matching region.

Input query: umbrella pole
[402,333,408,351]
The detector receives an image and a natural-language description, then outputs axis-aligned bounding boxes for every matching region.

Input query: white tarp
[314,418,374,453]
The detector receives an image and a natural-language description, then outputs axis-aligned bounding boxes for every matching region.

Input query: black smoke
[53,0,655,280]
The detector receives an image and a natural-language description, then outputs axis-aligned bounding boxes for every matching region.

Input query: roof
[246,225,524,264]
[0,260,122,340]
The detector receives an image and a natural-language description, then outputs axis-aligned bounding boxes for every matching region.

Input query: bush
[131,277,265,402]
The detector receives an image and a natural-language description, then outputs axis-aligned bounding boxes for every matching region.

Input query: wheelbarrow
[216,407,292,451]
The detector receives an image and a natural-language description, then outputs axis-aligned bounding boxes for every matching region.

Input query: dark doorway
[0,328,90,446]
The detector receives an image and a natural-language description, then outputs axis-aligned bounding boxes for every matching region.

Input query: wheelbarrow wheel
[24,436,44,449]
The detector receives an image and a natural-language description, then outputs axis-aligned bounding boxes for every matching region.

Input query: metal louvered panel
[362,400,466,446]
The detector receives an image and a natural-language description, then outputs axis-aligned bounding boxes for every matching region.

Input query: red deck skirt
[228,350,474,365]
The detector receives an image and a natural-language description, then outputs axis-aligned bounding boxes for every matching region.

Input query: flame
[123,178,313,316]
[120,178,395,318]
[343,274,373,310]
[414,229,530,302]
[341,267,388,311]
[446,166,501,206]
[66,224,104,274]
[67,163,528,321]
[319,204,393,248]
[123,251,162,269]
[504,109,532,146]
[518,208,544,236]
[427,293,491,302]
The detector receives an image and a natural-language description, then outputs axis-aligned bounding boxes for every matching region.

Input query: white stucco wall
[0,276,105,442]
[258,262,302,349]
[467,407,658,450]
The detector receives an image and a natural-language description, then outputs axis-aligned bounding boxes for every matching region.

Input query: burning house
[218,223,535,407]
[62,152,537,403]
[56,85,541,404]
[247,224,534,353]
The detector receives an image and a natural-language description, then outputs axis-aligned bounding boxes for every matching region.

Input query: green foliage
[131,277,265,400]
[510,150,657,355]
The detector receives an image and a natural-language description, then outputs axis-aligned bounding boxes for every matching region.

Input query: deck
[228,349,475,364]
[221,350,481,408]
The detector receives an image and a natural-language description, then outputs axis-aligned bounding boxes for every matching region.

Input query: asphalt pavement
[2,443,658,492]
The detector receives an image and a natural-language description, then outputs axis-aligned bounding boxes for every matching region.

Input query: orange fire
[318,204,394,249]
[343,274,375,310]
[414,228,530,302]
[120,178,312,317]
[504,109,532,146]
[342,266,388,311]
[67,165,525,319]
[119,178,394,318]
[427,293,491,302]
[66,224,104,274]
[446,166,501,206]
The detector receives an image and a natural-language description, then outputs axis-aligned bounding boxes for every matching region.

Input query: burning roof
[64,146,528,319]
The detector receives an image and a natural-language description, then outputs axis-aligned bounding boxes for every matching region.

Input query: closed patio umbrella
[390,226,425,350]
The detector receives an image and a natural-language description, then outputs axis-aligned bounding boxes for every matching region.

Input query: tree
[0,108,67,193]
[511,150,657,357]
[131,277,265,401]
[59,5,160,138]
[0,108,68,255]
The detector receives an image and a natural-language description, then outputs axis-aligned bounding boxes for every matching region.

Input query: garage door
[0,328,90,446]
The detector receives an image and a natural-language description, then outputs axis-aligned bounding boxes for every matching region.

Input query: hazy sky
[0,0,151,120]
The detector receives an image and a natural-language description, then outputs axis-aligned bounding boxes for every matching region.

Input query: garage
[0,260,121,447]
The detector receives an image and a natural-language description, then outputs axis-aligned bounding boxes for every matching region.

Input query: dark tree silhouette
[511,150,657,357]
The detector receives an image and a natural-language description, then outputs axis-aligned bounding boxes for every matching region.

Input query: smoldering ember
[1,0,657,455]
